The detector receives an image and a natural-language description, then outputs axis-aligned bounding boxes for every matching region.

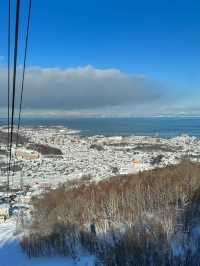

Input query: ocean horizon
[1,116,200,138]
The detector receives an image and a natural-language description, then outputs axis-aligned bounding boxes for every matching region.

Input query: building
[16,148,40,160]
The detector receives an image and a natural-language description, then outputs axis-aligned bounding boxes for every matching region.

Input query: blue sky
[0,0,200,115]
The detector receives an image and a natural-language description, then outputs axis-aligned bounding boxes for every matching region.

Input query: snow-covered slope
[0,218,95,266]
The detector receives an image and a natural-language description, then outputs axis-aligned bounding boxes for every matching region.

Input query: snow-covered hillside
[0,219,95,266]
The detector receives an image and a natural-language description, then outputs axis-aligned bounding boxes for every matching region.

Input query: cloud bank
[0,65,161,110]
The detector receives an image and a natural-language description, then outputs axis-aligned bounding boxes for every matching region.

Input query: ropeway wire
[7,0,11,190]
[16,0,32,148]
[8,0,21,190]
[12,0,32,188]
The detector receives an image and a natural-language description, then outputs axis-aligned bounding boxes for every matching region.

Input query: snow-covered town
[0,125,199,191]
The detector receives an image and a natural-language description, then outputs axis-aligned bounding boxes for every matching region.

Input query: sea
[1,116,200,138]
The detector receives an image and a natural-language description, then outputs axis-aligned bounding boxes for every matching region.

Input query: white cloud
[0,65,161,110]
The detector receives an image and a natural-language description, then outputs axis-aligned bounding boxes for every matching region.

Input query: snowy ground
[0,218,95,266]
